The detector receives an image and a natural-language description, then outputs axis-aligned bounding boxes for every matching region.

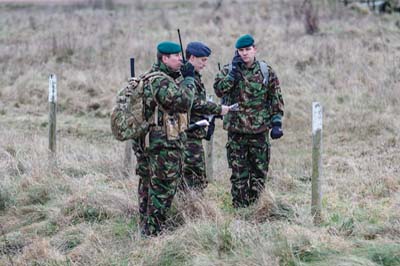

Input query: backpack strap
[140,71,175,147]
[259,61,269,86]
[145,71,175,114]
[228,62,269,85]
[145,71,179,130]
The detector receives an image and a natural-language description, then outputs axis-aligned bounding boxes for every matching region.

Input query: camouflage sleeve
[191,98,222,116]
[267,67,284,125]
[213,66,235,98]
[152,76,195,113]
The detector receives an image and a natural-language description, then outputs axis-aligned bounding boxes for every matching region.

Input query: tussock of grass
[62,189,136,224]
[0,231,26,257]
[170,191,221,227]
[141,220,280,266]
[24,184,51,205]
[51,227,83,253]
[252,190,296,223]
[0,186,12,211]
[16,238,64,265]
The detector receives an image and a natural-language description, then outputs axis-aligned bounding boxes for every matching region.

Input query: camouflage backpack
[110,71,167,141]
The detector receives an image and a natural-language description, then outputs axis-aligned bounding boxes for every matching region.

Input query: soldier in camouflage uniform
[137,41,195,236]
[213,34,284,208]
[181,42,230,192]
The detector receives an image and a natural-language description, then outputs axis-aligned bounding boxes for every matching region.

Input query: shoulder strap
[142,70,171,81]
[145,70,176,115]
[259,61,269,86]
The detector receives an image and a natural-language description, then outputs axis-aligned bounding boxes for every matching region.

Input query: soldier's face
[238,46,257,65]
[189,56,208,72]
[163,53,183,71]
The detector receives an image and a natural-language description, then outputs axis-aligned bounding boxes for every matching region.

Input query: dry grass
[1,0,400,265]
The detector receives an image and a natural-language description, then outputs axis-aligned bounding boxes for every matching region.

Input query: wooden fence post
[311,102,323,224]
[48,74,57,153]
[124,140,133,177]
[206,95,214,182]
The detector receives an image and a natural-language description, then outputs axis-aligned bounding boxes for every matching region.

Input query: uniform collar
[195,71,202,79]
[241,58,258,70]
[153,61,181,79]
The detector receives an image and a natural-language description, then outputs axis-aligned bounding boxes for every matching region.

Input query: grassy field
[1,0,400,265]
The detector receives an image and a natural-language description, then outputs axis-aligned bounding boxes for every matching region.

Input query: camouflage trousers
[226,131,270,208]
[181,138,207,192]
[137,148,183,236]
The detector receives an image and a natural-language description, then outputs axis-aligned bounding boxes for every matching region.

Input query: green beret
[157,41,182,54]
[235,34,255,49]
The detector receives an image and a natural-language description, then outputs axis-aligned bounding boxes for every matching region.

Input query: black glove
[180,62,195,78]
[270,122,283,139]
[228,52,244,80]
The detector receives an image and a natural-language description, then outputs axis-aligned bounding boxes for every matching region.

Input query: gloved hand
[270,122,283,139]
[180,62,195,78]
[228,52,244,80]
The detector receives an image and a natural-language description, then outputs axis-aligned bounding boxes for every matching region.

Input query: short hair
[185,51,192,60]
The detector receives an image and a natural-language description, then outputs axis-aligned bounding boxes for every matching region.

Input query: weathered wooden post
[124,140,133,176]
[48,74,57,153]
[311,102,323,224]
[123,58,135,177]
[206,94,214,182]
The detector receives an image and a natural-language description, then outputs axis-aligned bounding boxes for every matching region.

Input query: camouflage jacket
[143,62,195,150]
[188,71,222,139]
[213,60,284,134]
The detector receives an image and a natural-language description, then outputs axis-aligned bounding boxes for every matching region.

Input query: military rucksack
[110,71,167,141]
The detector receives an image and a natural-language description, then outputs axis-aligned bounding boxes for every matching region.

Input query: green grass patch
[355,243,400,266]
[26,184,51,205]
[63,198,111,224]
[37,220,60,237]
[323,212,355,236]
[0,186,13,211]
[112,216,138,239]
[149,240,190,266]
[208,184,234,213]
